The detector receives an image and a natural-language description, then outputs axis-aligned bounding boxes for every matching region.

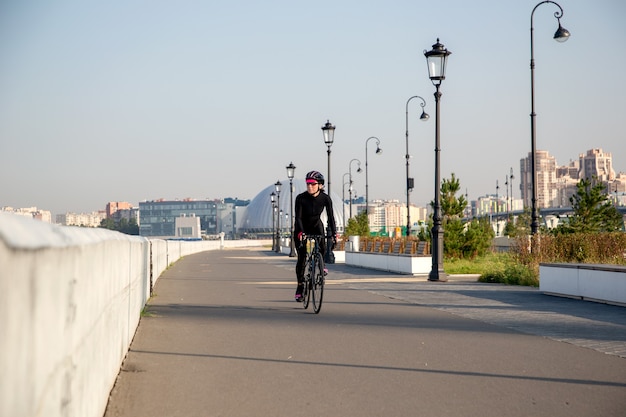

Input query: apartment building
[0,206,52,223]
[520,150,558,209]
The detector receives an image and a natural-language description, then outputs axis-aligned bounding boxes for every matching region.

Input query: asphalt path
[104,248,626,417]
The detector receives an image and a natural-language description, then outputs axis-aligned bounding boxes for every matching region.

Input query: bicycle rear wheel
[311,252,325,314]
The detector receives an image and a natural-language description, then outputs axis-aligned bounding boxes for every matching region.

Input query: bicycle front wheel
[302,255,312,309]
[311,252,325,314]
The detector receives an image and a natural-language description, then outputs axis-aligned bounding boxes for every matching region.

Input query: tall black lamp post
[405,96,430,236]
[510,167,515,213]
[529,1,570,235]
[321,120,336,263]
[496,179,500,237]
[286,162,296,257]
[342,172,350,226]
[270,192,276,251]
[365,137,382,216]
[505,174,510,219]
[321,120,336,196]
[424,38,451,282]
[274,181,282,253]
[348,158,362,219]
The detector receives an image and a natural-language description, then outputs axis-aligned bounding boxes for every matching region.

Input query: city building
[56,211,107,227]
[138,199,234,239]
[106,201,139,225]
[106,201,134,217]
[174,214,201,239]
[520,150,558,209]
[1,206,52,223]
[348,200,428,237]
[579,148,615,182]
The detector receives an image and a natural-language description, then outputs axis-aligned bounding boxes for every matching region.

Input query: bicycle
[300,234,326,314]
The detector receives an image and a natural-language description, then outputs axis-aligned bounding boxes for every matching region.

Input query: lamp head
[321,120,336,146]
[424,38,451,86]
[286,162,296,179]
[554,21,570,42]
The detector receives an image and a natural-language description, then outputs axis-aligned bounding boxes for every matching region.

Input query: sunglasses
[306,182,319,186]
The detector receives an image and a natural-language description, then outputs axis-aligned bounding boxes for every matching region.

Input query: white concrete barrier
[345,251,432,275]
[0,212,269,417]
[540,263,626,306]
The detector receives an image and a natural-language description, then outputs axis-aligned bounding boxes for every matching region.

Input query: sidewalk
[104,248,626,417]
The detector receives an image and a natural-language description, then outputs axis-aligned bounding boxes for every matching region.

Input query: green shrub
[479,232,626,286]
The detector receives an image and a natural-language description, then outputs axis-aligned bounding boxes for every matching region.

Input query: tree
[556,177,623,233]
[429,173,493,259]
[440,173,467,219]
[99,217,139,235]
[504,208,531,237]
[345,211,370,237]
[100,218,116,229]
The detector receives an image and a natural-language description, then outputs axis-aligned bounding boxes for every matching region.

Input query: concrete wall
[540,263,626,306]
[345,251,432,275]
[0,212,268,417]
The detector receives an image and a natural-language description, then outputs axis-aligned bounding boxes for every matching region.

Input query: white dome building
[238,179,345,236]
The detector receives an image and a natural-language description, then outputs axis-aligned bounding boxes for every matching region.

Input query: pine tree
[559,177,623,233]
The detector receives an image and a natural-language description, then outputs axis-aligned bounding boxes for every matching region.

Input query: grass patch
[140,306,156,317]
[444,252,511,275]
[444,251,539,287]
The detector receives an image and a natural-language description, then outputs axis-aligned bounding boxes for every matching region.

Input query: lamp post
[505,175,510,220]
[495,179,500,237]
[286,162,296,257]
[348,158,362,219]
[405,96,430,236]
[321,120,336,263]
[342,172,350,226]
[424,38,451,282]
[321,120,336,196]
[529,1,570,235]
[510,167,515,214]
[270,192,276,251]
[365,137,382,215]
[274,181,282,253]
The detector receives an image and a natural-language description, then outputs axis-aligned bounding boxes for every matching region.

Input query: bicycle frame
[301,235,326,313]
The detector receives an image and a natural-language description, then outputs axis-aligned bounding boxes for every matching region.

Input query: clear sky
[1,0,625,217]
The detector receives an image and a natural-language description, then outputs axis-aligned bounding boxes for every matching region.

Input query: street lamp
[496,179,500,237]
[529,1,570,234]
[270,192,276,251]
[405,96,430,236]
[365,137,382,216]
[274,180,282,253]
[342,172,350,226]
[424,38,451,282]
[321,120,336,197]
[321,120,336,263]
[348,158,362,219]
[505,174,510,219]
[286,162,296,257]
[510,167,515,214]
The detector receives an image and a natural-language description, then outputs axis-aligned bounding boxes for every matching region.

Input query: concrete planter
[345,251,431,275]
[540,263,626,306]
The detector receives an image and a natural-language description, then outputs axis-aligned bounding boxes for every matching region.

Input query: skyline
[1,143,620,218]
[1,0,625,217]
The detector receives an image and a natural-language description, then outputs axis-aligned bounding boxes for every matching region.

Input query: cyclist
[293,170,337,302]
